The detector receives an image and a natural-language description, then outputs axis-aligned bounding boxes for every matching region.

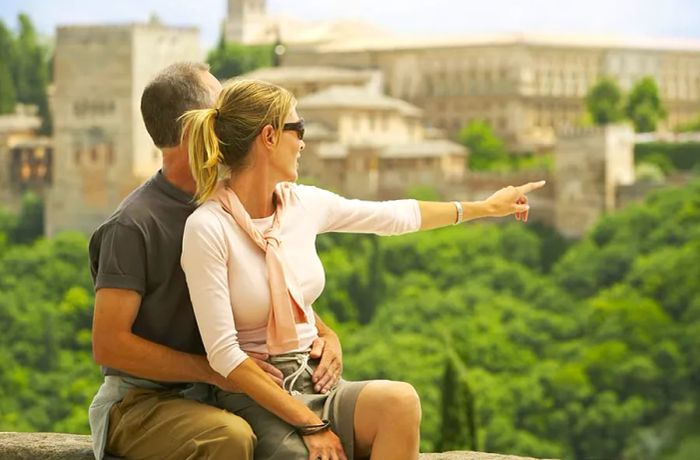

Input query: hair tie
[214,108,220,119]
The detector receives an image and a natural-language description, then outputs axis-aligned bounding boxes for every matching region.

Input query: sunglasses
[282,118,305,140]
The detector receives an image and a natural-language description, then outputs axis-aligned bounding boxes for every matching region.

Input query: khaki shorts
[213,352,369,460]
[107,386,255,460]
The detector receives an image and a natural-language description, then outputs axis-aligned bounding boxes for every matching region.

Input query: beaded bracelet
[296,419,331,436]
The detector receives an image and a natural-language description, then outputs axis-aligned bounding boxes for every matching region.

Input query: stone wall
[0,432,556,460]
[553,124,635,238]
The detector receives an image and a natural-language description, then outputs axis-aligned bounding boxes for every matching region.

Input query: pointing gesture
[484,180,546,222]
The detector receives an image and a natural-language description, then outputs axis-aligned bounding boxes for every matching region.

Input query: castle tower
[554,124,635,238]
[224,0,270,44]
[46,22,200,236]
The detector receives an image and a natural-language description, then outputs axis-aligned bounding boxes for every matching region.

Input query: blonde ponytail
[181,79,296,204]
[180,108,223,204]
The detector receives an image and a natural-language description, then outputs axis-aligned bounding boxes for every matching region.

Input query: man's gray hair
[141,62,213,148]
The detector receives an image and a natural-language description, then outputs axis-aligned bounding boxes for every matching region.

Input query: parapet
[0,432,557,460]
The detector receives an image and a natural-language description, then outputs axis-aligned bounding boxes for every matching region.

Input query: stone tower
[46,22,200,236]
[554,124,635,238]
[224,0,269,44]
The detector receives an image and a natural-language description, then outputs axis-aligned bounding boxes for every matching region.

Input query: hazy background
[3,0,700,48]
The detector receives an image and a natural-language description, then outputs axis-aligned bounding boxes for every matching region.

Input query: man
[88,62,344,460]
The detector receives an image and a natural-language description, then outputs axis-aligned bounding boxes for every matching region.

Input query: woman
[180,79,544,460]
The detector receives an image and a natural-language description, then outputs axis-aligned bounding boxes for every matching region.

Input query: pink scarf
[213,182,309,354]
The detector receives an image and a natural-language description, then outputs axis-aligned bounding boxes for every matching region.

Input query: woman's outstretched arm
[419,180,546,230]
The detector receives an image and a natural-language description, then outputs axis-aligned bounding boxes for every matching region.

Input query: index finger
[516,180,546,194]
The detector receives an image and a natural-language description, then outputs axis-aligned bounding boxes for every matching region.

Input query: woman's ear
[260,124,276,150]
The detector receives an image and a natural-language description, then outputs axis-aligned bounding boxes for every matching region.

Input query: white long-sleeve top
[181,184,421,378]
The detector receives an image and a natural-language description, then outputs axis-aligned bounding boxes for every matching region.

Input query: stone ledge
[0,433,93,460]
[0,432,553,459]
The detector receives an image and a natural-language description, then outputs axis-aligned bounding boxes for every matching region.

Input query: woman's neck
[227,169,278,219]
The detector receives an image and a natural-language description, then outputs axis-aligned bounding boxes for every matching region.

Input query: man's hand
[310,334,343,394]
[248,351,284,387]
[209,352,283,392]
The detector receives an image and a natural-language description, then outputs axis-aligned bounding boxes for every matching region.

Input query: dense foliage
[317,180,700,458]
[1,181,698,459]
[625,77,667,133]
[457,120,553,171]
[0,14,52,133]
[635,142,700,173]
[585,76,668,133]
[585,77,625,125]
[206,33,274,80]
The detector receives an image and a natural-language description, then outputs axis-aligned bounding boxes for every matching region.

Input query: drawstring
[276,353,315,395]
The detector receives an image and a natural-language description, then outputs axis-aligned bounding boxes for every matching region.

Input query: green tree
[585,77,624,125]
[0,20,17,113]
[438,348,478,451]
[206,33,273,80]
[0,230,98,433]
[457,120,509,171]
[10,192,44,245]
[12,14,52,133]
[625,77,667,133]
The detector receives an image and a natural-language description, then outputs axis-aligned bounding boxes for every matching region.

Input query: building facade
[240,66,383,99]
[296,85,467,199]
[554,124,636,237]
[284,35,700,150]
[46,21,201,236]
[0,105,52,213]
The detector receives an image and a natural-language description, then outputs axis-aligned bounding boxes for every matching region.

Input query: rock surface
[0,432,555,459]
[0,433,93,460]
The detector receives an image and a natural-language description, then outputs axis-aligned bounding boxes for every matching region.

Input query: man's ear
[260,124,275,149]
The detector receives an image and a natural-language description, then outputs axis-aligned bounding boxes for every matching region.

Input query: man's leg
[106,387,255,460]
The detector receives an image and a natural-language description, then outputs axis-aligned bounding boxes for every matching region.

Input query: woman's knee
[377,381,422,423]
[358,380,421,423]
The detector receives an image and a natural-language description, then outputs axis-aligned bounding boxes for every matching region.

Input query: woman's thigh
[214,390,308,460]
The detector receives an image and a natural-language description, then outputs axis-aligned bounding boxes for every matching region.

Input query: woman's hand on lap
[303,429,347,460]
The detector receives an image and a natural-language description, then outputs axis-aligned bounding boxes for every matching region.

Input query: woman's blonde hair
[180,79,296,204]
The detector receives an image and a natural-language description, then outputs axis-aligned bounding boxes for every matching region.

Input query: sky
[2,0,700,50]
